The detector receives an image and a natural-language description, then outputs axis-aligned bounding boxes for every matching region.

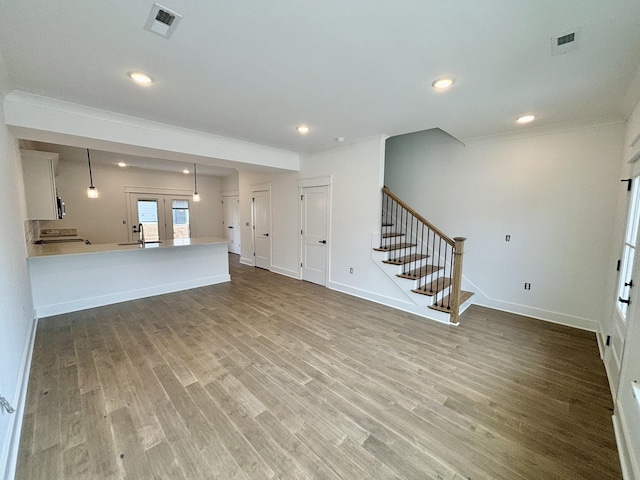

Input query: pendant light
[192,163,200,202]
[86,148,98,198]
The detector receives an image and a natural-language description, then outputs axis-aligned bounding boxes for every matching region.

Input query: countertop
[28,236,229,259]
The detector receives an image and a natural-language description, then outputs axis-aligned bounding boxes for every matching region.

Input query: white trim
[1,311,38,480]
[270,265,301,280]
[298,176,332,188]
[35,274,230,318]
[613,412,637,480]
[124,186,193,195]
[327,280,453,325]
[461,115,625,146]
[470,298,599,332]
[240,256,254,266]
[221,190,239,197]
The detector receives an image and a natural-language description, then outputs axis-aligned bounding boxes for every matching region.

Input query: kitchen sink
[116,241,163,246]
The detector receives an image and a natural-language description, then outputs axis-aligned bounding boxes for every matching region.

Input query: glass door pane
[171,199,190,239]
[137,200,160,241]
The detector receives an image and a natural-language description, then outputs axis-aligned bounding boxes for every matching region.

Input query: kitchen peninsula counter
[28,237,230,318]
[28,236,229,258]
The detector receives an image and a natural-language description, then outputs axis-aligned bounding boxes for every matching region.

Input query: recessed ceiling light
[296,125,310,135]
[516,114,536,124]
[182,169,190,174]
[335,137,346,143]
[432,77,455,89]
[117,162,127,167]
[128,72,154,85]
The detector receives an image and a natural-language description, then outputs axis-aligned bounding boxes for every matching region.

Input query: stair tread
[373,243,416,252]
[428,291,475,313]
[397,264,442,280]
[382,232,404,238]
[382,253,429,265]
[411,277,452,296]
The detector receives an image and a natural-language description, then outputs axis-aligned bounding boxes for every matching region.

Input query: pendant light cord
[194,162,198,193]
[87,148,94,188]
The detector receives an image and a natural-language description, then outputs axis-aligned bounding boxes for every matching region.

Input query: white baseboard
[36,274,230,318]
[613,412,637,480]
[2,311,38,480]
[240,257,254,266]
[470,297,599,332]
[328,281,451,325]
[270,265,300,280]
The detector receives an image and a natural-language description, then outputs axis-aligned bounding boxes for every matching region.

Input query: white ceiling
[1,0,640,153]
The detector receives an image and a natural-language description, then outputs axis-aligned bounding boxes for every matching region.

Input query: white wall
[221,172,239,194]
[300,136,414,307]
[238,170,300,277]
[385,125,625,330]
[0,97,37,478]
[35,146,224,244]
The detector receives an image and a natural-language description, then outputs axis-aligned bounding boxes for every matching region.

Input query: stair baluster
[377,186,470,323]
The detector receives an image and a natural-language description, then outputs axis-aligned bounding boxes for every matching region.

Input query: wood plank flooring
[16,254,621,479]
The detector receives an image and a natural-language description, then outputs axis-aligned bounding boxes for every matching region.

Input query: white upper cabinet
[20,149,60,220]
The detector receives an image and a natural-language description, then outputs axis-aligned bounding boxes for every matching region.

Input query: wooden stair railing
[376,186,469,323]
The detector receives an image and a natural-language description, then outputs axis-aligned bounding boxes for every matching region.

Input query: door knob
[228,226,233,229]
[264,233,269,237]
[319,240,327,244]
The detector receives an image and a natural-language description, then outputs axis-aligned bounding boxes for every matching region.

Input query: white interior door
[301,186,329,286]
[223,196,241,254]
[252,190,271,269]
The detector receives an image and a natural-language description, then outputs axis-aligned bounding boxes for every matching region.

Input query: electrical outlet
[349,268,354,274]
[524,283,531,290]
[505,235,511,242]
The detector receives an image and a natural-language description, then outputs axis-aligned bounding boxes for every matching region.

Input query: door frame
[222,192,241,254]
[604,170,640,399]
[251,183,272,270]
[299,176,332,283]
[125,187,196,242]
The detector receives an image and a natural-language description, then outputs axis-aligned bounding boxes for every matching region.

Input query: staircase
[373,187,473,324]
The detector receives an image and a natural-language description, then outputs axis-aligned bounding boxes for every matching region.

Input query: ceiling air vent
[551,28,581,56]
[144,3,182,39]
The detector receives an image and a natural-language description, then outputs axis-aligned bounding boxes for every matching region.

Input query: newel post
[450,237,466,324]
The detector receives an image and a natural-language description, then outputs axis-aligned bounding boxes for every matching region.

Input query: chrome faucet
[138,223,145,246]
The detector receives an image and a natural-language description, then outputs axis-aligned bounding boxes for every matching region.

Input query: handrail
[380,186,466,323]
[383,186,454,247]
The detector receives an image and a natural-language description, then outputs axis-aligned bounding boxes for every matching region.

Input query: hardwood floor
[16,254,621,479]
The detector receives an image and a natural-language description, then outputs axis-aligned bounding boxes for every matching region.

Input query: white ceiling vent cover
[144,3,182,39]
[551,28,581,56]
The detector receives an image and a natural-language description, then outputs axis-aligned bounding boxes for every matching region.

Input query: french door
[607,176,640,394]
[127,193,196,242]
